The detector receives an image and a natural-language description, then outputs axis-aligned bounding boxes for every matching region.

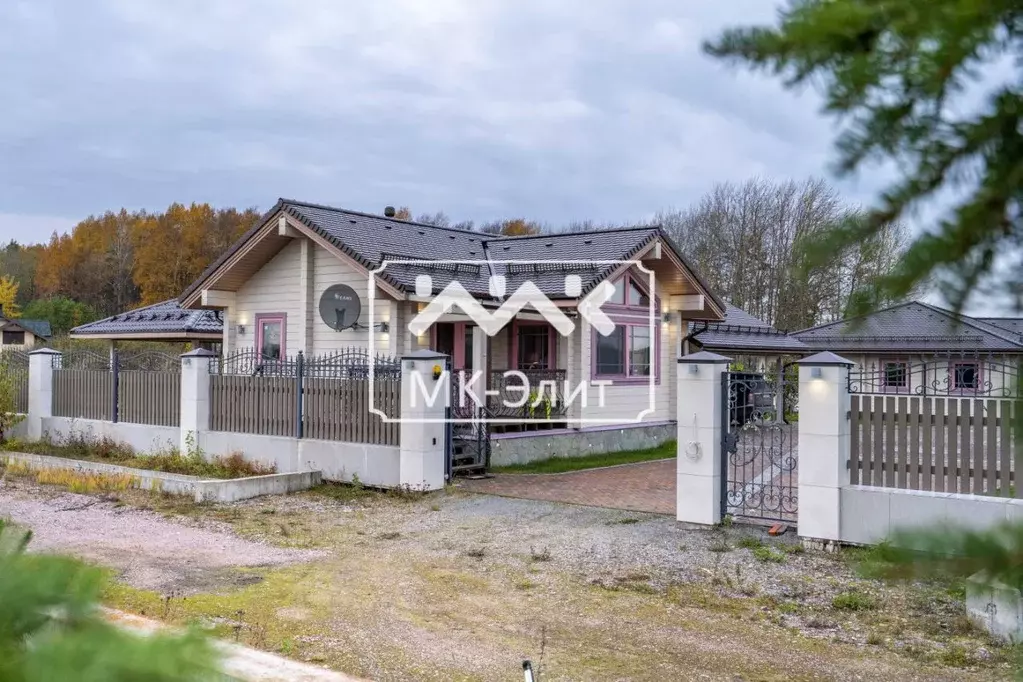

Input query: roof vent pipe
[384,206,396,218]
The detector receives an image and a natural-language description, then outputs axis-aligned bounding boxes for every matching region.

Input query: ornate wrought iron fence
[486,369,568,421]
[0,350,29,413]
[848,354,1022,397]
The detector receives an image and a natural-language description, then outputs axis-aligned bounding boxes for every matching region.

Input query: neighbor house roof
[793,301,1023,353]
[0,317,52,340]
[688,304,809,354]
[179,198,726,317]
[71,299,223,340]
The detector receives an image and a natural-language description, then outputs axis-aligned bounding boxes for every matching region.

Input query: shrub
[737,537,764,550]
[0,519,219,680]
[752,547,786,564]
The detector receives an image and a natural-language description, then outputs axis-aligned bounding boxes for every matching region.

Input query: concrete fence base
[3,452,322,503]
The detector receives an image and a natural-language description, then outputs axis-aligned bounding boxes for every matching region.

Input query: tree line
[0,178,907,336]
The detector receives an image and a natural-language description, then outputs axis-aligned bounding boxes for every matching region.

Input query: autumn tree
[131,204,258,305]
[0,276,21,318]
[479,218,543,236]
[0,241,41,306]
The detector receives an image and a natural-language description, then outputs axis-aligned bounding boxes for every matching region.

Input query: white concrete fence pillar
[676,351,731,525]
[796,351,854,543]
[179,349,217,455]
[27,348,60,440]
[399,350,449,491]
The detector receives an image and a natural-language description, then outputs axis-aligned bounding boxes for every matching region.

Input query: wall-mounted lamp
[237,324,246,336]
[662,312,672,323]
[688,364,699,375]
[811,366,823,379]
[432,363,443,381]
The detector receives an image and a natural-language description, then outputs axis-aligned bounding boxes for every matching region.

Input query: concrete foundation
[489,422,675,467]
[967,572,1023,642]
[38,417,179,455]
[3,452,321,503]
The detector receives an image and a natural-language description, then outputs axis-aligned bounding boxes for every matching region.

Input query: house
[167,198,726,460]
[792,301,1023,397]
[71,299,224,349]
[0,306,52,350]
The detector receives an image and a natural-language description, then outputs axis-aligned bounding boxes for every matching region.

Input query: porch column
[399,350,448,491]
[796,351,853,543]
[27,348,60,440]
[471,325,487,400]
[180,349,217,455]
[676,351,730,525]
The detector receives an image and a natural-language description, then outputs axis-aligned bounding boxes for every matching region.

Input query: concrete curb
[2,452,322,503]
[104,609,363,681]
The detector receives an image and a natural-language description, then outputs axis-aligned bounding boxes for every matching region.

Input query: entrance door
[433,322,475,370]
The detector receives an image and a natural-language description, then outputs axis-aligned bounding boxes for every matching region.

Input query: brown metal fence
[53,351,114,420]
[209,350,402,445]
[849,394,1021,497]
[1,350,29,413]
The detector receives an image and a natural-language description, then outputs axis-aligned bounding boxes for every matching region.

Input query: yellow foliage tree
[0,276,21,318]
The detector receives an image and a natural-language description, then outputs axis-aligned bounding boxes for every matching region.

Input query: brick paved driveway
[459,459,676,515]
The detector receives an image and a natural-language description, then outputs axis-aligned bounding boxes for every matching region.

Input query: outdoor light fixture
[688,364,699,375]
[237,324,246,336]
[811,366,823,379]
[432,363,443,381]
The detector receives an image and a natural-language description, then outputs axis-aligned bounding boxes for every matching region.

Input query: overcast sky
[0,0,888,247]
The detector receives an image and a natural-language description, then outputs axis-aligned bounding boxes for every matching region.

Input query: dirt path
[0,478,318,593]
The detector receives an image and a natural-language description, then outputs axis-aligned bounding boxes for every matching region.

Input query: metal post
[295,351,305,439]
[111,348,120,423]
[774,355,784,423]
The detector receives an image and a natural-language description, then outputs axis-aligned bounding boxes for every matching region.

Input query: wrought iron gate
[448,368,491,477]
[720,369,798,523]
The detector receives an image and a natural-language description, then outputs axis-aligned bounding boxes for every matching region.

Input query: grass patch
[490,441,676,474]
[831,590,876,611]
[4,432,274,479]
[737,536,764,550]
[752,547,786,564]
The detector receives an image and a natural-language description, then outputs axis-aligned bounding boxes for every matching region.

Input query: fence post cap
[797,351,854,366]
[28,347,62,355]
[401,350,449,360]
[180,348,219,358]
[678,351,731,364]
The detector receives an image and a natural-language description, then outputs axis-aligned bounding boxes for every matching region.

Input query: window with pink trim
[255,313,286,360]
[880,360,908,394]
[592,271,660,383]
[950,361,981,394]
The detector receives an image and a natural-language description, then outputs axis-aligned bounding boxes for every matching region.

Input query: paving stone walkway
[459,459,676,515]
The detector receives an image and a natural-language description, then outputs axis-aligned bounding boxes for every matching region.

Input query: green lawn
[491,440,676,474]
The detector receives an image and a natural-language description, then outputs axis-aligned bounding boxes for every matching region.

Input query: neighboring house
[793,301,1023,396]
[0,306,52,350]
[168,198,726,450]
[71,299,224,349]
[685,304,809,368]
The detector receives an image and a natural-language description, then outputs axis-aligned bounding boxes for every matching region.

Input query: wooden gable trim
[279,214,406,301]
[181,209,406,308]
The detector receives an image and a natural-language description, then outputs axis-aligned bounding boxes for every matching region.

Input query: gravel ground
[0,473,1011,680]
[0,477,319,593]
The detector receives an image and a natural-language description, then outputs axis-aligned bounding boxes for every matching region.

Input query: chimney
[384,206,396,218]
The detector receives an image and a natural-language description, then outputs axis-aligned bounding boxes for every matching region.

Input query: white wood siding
[233,238,399,357]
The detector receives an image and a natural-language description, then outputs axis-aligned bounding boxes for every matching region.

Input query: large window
[1,330,24,346]
[516,324,552,370]
[952,362,979,392]
[594,324,655,378]
[882,361,908,392]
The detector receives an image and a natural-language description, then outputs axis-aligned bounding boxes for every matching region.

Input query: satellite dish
[318,284,362,331]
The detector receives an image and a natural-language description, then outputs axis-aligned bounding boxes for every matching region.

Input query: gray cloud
[0,0,884,245]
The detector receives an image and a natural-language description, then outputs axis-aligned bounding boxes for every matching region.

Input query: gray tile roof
[180,199,725,311]
[793,301,1023,353]
[3,318,52,339]
[689,304,809,354]
[71,300,223,338]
